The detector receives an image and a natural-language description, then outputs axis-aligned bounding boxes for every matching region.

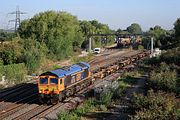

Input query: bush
[0,59,3,66]
[58,111,79,120]
[0,63,27,84]
[149,63,178,93]
[144,47,180,66]
[131,90,179,120]
[58,99,96,120]
[113,80,130,99]
[138,45,144,50]
[98,91,113,107]
[99,104,107,111]
[0,39,23,65]
[149,70,177,92]
[21,39,48,74]
[0,64,3,80]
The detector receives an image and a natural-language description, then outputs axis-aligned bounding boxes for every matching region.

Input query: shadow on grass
[83,111,129,120]
[119,76,140,85]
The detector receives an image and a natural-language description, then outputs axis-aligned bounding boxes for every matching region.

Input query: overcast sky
[0,0,180,31]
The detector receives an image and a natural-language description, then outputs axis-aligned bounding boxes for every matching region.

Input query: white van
[94,48,101,54]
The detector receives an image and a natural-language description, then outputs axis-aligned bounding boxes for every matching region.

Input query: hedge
[0,63,27,84]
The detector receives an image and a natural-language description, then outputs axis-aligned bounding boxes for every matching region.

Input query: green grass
[71,53,94,63]
[58,98,96,120]
[118,80,131,89]
[119,76,138,85]
[42,64,62,73]
[51,64,62,70]
[120,71,142,85]
[177,109,180,118]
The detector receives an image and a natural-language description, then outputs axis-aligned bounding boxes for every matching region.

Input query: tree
[148,26,168,48]
[174,18,180,41]
[79,20,113,48]
[18,11,84,60]
[79,20,96,36]
[21,38,48,74]
[116,28,122,34]
[0,37,23,64]
[127,23,142,34]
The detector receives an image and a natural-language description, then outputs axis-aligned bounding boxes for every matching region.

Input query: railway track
[0,49,150,120]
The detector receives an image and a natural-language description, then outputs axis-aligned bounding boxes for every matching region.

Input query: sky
[0,0,180,31]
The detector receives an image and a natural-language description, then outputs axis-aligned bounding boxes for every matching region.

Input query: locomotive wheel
[66,89,71,97]
[70,88,74,96]
[50,98,59,104]
[47,99,51,105]
[76,85,81,92]
[39,97,44,104]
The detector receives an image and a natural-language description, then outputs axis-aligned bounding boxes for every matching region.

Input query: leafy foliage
[174,18,180,41]
[149,25,169,48]
[58,99,96,120]
[144,47,180,66]
[98,91,113,106]
[131,90,179,120]
[144,60,179,93]
[18,11,84,60]
[0,30,16,41]
[0,63,27,84]
[149,69,177,92]
[80,20,114,48]
[127,23,142,34]
[21,38,48,74]
[137,45,144,50]
[0,38,23,64]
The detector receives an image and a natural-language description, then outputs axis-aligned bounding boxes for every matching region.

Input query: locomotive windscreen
[40,78,48,84]
[50,78,58,84]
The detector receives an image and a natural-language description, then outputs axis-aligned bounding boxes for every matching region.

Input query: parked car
[94,48,101,54]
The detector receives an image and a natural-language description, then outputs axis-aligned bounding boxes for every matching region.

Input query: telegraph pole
[8,6,26,31]
[150,37,154,58]
[89,37,92,53]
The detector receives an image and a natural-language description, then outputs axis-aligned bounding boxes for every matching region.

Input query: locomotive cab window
[40,78,48,84]
[50,78,58,84]
[60,79,62,84]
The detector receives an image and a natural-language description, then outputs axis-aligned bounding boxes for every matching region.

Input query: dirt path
[85,75,147,120]
[105,75,147,120]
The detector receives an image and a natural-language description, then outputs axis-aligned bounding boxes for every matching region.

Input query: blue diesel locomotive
[38,62,91,104]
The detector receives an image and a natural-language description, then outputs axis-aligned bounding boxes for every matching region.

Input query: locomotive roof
[40,62,90,78]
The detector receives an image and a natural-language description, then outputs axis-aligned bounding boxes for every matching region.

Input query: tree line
[0,11,114,77]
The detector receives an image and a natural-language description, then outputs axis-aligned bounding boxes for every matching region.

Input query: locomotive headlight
[39,89,43,93]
